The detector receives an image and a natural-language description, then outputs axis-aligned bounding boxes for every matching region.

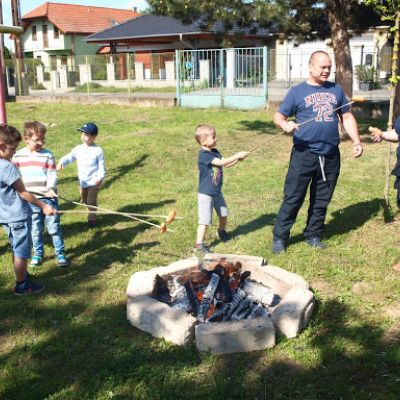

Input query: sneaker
[57,254,69,268]
[13,278,45,296]
[29,255,43,267]
[217,229,230,242]
[306,237,326,249]
[272,239,286,254]
[193,243,213,254]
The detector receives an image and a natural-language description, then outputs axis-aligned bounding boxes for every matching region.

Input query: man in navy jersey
[272,51,363,253]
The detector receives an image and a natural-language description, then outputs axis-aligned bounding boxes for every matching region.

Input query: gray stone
[195,317,275,354]
[126,270,158,298]
[127,296,197,346]
[152,257,199,277]
[271,288,315,338]
[246,265,310,298]
[202,253,265,269]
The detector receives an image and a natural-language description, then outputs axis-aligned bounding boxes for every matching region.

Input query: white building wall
[273,29,388,85]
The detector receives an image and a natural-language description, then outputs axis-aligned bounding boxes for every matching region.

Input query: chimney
[133,6,137,12]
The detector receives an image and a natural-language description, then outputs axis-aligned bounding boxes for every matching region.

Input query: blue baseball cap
[394,116,400,136]
[77,122,98,136]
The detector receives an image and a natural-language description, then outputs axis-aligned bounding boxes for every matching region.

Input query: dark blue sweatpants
[273,146,340,241]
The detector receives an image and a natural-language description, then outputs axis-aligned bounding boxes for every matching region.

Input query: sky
[2,0,149,48]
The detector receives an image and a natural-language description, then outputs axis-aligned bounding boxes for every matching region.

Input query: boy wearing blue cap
[57,123,106,227]
[369,116,400,208]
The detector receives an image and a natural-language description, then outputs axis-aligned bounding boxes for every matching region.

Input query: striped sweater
[12,147,57,197]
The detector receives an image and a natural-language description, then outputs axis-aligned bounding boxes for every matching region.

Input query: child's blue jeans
[30,198,65,257]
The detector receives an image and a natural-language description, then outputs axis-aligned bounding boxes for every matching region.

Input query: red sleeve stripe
[16,161,56,169]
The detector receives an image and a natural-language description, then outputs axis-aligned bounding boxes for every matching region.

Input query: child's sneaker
[57,254,69,268]
[193,243,213,254]
[29,255,43,268]
[217,229,230,242]
[13,278,45,296]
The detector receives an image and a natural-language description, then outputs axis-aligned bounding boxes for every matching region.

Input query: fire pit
[127,254,315,354]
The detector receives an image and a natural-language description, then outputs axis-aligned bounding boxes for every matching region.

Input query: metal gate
[175,47,268,110]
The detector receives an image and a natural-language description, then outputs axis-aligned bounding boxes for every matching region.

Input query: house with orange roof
[21,2,139,68]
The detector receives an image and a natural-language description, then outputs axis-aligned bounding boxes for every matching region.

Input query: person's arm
[211,151,249,168]
[342,111,363,158]
[273,111,299,132]
[369,126,399,143]
[46,152,58,193]
[57,147,77,170]
[12,178,56,215]
[95,149,106,187]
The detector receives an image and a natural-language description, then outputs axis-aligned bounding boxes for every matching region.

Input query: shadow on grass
[102,155,148,190]
[238,120,278,134]
[210,213,277,247]
[0,296,398,399]
[260,299,399,400]
[57,155,148,190]
[289,198,381,246]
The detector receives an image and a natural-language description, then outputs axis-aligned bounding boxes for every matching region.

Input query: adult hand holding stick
[248,96,365,154]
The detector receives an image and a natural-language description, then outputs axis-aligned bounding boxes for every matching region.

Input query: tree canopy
[148,0,381,96]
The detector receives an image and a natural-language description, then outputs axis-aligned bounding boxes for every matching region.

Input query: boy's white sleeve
[46,152,58,191]
[97,149,106,181]
[59,146,78,167]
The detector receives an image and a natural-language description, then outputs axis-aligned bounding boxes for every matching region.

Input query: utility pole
[0,0,9,100]
[11,0,23,95]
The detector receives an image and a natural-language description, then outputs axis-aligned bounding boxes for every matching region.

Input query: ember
[158,258,279,324]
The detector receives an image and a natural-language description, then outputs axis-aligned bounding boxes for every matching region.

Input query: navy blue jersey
[279,81,350,155]
[198,148,223,196]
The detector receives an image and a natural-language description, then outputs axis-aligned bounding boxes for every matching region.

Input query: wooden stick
[249,99,361,153]
[59,202,175,232]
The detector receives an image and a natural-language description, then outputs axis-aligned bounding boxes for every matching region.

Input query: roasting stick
[28,191,174,233]
[248,96,364,153]
[61,201,175,233]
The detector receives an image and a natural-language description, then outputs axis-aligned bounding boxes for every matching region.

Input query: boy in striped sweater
[12,121,68,268]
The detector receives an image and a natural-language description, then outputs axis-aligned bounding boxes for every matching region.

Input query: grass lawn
[0,102,399,400]
[73,84,176,94]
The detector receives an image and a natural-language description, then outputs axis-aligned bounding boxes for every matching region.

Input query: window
[365,54,373,66]
[50,55,57,70]
[43,25,48,48]
[32,26,37,41]
[54,26,59,39]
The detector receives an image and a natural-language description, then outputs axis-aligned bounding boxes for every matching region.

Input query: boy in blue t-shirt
[0,125,56,295]
[193,124,249,253]
[369,116,400,208]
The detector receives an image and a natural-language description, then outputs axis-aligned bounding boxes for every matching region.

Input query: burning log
[242,281,277,306]
[162,258,277,324]
[198,273,220,323]
[230,297,254,321]
[223,288,247,321]
[184,280,198,316]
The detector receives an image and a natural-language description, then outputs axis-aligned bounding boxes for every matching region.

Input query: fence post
[86,55,89,98]
[263,46,268,103]
[175,50,181,107]
[127,53,131,99]
[219,49,224,108]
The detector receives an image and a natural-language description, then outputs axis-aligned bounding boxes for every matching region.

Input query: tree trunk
[327,1,353,98]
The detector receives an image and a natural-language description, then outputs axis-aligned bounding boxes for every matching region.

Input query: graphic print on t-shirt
[211,166,221,185]
[304,92,338,123]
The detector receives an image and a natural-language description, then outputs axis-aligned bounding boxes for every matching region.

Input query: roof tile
[22,2,139,34]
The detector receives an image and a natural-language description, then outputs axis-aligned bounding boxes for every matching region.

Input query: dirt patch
[381,302,400,320]
[351,281,374,296]
[311,280,336,299]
